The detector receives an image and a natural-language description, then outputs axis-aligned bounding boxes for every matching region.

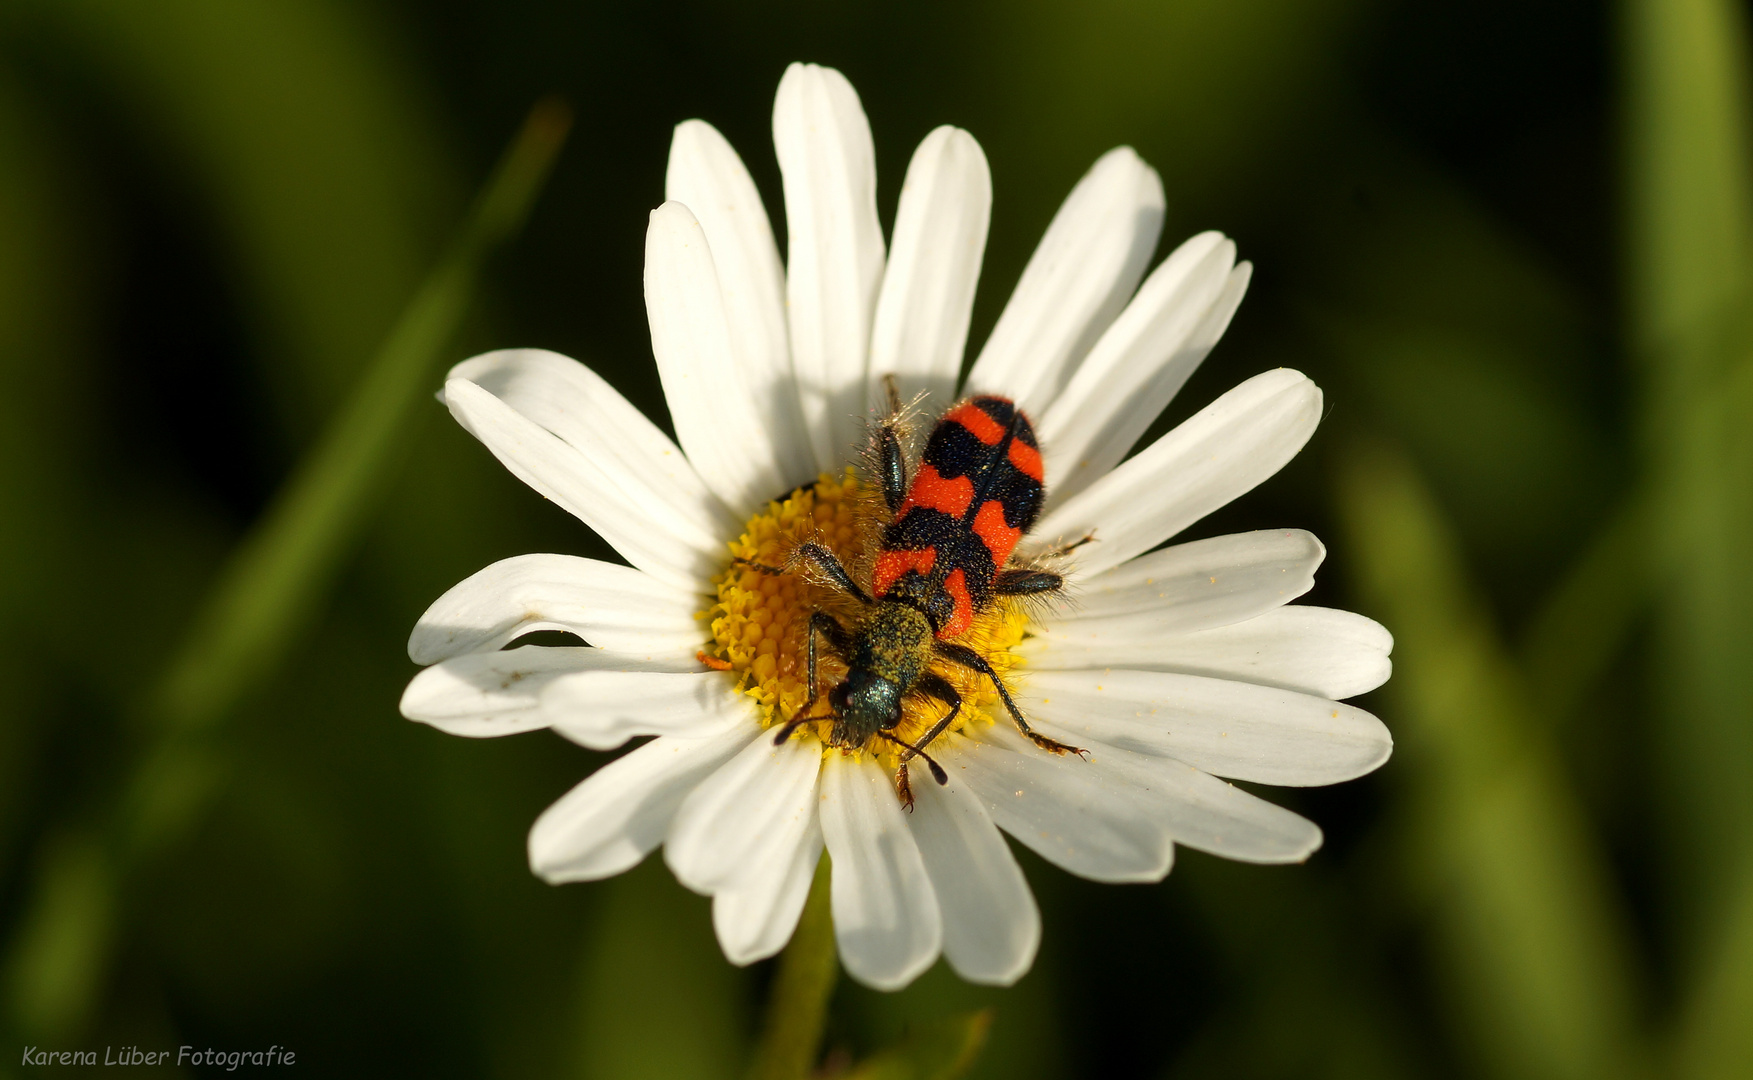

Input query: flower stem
[748,857,837,1080]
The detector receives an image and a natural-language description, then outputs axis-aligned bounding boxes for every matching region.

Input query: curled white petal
[529,723,755,884]
[400,646,742,748]
[909,770,1039,986]
[1025,606,1394,700]
[1040,233,1250,504]
[443,369,718,590]
[544,669,760,751]
[1019,668,1392,787]
[665,732,822,894]
[963,147,1165,417]
[665,120,813,489]
[774,62,886,470]
[1031,369,1323,579]
[869,126,991,412]
[645,201,792,512]
[820,754,942,991]
[407,553,702,665]
[400,646,613,738]
[942,723,1172,883]
[448,349,734,541]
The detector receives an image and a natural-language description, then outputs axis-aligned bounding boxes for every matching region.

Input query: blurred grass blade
[573,860,746,1080]
[16,0,458,418]
[749,858,838,1080]
[1518,496,1650,724]
[1624,4,1753,1070]
[1336,441,1646,1080]
[1,101,568,1041]
[1623,0,1752,358]
[847,1010,992,1080]
[149,98,569,735]
[0,832,112,1040]
[1674,862,1753,1078]
[1666,356,1753,1079]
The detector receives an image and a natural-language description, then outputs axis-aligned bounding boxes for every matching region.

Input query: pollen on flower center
[703,469,1029,766]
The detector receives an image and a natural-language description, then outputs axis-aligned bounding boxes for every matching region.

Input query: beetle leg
[1041,530,1097,559]
[879,730,949,812]
[773,612,853,747]
[993,569,1065,597]
[933,641,1087,757]
[873,375,910,512]
[733,543,873,605]
[906,672,964,757]
[795,542,873,604]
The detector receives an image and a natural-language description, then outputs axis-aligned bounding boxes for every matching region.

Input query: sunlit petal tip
[399,645,595,738]
[774,62,885,470]
[527,724,753,885]
[664,734,822,895]
[909,774,1040,985]
[1033,368,1324,578]
[1022,667,1392,786]
[869,124,992,412]
[644,202,792,512]
[439,361,726,588]
[406,552,702,664]
[820,755,942,990]
[711,826,823,965]
[963,144,1165,416]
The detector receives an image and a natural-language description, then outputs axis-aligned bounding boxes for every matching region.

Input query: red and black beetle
[742,388,1085,804]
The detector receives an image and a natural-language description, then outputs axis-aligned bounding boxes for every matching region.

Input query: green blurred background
[3,0,1752,1077]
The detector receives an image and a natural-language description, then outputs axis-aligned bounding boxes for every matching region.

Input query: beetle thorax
[827,602,934,747]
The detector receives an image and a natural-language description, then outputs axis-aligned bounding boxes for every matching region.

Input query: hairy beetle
[741,385,1087,805]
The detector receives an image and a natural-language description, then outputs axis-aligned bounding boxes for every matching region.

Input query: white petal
[963,147,1165,417]
[1038,529,1323,641]
[1030,369,1323,579]
[942,723,1172,883]
[400,646,739,746]
[1018,668,1392,787]
[645,201,792,513]
[1034,721,1324,864]
[1040,234,1250,505]
[665,120,813,489]
[443,370,716,590]
[1026,606,1394,700]
[713,819,823,965]
[868,126,991,412]
[665,732,822,894]
[449,348,734,533]
[400,645,611,738]
[545,669,760,751]
[408,554,702,665]
[774,63,886,471]
[819,754,941,990]
[908,771,1040,986]
[529,723,755,884]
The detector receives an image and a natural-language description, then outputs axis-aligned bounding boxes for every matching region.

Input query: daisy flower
[400,63,1392,991]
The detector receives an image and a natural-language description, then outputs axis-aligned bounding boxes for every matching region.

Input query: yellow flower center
[703,469,1030,767]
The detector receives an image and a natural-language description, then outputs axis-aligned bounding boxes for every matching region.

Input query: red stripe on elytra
[872,548,935,597]
[937,567,974,638]
[1007,437,1044,481]
[972,499,1023,567]
[898,463,975,519]
[946,401,1006,445]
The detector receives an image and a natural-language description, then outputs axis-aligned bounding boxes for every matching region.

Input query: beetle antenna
[772,707,834,746]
